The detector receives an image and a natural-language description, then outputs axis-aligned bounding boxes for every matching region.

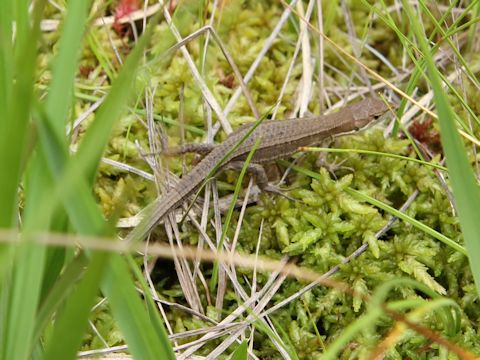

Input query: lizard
[124,96,392,243]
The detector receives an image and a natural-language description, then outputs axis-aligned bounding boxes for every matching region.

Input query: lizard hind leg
[224,161,297,202]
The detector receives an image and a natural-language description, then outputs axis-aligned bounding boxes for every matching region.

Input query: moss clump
[225,129,476,358]
[67,0,480,358]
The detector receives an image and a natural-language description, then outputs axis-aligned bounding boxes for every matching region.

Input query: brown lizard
[125,97,392,242]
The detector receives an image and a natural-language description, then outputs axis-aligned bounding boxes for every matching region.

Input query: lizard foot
[263,184,297,202]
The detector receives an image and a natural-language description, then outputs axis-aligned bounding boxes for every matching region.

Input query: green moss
[56,0,480,357]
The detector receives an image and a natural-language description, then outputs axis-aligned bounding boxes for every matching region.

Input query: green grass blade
[34,116,174,357]
[4,159,51,359]
[34,10,174,358]
[42,253,108,360]
[301,147,448,171]
[29,8,160,233]
[33,253,89,344]
[322,311,380,360]
[34,106,106,234]
[0,0,46,227]
[231,341,248,360]
[4,242,47,360]
[0,1,16,353]
[86,32,117,82]
[404,0,480,295]
[346,188,465,255]
[75,12,161,182]
[418,1,480,94]
[45,0,92,136]
[14,5,174,359]
[323,277,460,359]
[0,2,49,359]
[101,255,176,360]
[124,253,177,351]
[36,0,93,323]
[365,0,480,136]
[0,1,13,126]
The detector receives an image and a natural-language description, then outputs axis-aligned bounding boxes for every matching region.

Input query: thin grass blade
[404,0,480,295]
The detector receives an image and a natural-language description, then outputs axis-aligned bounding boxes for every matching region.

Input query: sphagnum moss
[75,1,480,358]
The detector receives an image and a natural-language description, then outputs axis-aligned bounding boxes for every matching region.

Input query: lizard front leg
[162,143,216,156]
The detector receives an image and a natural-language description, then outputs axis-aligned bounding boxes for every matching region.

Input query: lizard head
[350,97,396,131]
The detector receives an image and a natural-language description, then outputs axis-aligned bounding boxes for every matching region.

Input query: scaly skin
[125,97,392,242]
